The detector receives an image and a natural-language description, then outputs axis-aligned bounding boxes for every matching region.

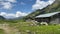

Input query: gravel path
[0,24,20,34]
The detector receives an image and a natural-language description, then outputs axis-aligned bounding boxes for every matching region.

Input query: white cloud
[32,0,55,10]
[0,12,16,18]
[0,11,29,18]
[48,0,55,4]
[0,0,17,9]
[16,11,28,17]
[0,12,7,16]
[0,0,16,3]
[6,0,17,3]
[1,2,12,9]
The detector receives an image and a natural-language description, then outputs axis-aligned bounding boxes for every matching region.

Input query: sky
[0,0,55,18]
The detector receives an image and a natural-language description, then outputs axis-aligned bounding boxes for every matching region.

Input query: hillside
[0,16,5,20]
[25,0,60,20]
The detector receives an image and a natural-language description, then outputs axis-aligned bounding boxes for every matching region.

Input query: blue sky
[0,0,36,13]
[0,0,50,13]
[0,0,55,18]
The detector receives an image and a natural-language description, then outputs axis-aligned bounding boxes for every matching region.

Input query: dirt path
[0,24,20,34]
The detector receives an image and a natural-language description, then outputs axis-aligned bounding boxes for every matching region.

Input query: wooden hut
[35,12,60,24]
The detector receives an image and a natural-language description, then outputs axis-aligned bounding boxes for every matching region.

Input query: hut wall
[50,13,60,24]
[50,18,60,24]
[35,18,50,23]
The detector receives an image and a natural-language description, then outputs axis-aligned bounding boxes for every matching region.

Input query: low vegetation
[0,19,60,34]
[0,29,5,34]
[6,21,60,34]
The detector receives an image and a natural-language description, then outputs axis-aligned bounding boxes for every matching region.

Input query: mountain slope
[25,0,60,19]
[0,16,5,20]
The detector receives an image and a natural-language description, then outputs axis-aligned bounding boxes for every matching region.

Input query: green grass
[8,22,60,34]
[0,29,5,34]
[0,20,60,34]
[18,25,60,34]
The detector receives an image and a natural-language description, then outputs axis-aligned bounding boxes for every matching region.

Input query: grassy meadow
[0,29,5,34]
[0,20,60,34]
[7,22,60,34]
